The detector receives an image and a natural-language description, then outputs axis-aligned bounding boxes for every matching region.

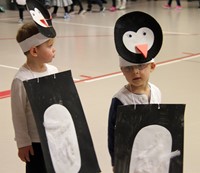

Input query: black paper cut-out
[114,11,163,64]
[23,70,101,173]
[26,0,56,38]
[114,104,185,173]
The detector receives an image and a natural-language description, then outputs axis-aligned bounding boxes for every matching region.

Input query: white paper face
[43,104,81,173]
[122,27,154,54]
[129,125,180,173]
[29,8,49,27]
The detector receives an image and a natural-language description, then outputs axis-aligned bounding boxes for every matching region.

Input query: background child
[107,11,163,171]
[51,0,72,19]
[11,0,26,23]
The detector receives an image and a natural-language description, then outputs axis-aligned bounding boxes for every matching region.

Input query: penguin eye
[143,32,146,36]
[30,10,36,17]
[126,33,132,38]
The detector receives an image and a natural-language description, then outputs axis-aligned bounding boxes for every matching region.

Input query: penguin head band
[19,0,56,53]
[119,56,155,67]
[19,33,50,53]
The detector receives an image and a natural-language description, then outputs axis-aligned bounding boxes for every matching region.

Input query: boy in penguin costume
[12,0,101,173]
[11,0,57,172]
[108,11,185,173]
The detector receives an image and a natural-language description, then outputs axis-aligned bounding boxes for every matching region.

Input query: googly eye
[128,34,132,38]
[125,32,133,38]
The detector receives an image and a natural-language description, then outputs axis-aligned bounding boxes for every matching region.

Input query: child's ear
[150,63,156,71]
[120,67,125,75]
[29,47,37,57]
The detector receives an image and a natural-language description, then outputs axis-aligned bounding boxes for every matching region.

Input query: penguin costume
[21,1,101,173]
[108,11,185,173]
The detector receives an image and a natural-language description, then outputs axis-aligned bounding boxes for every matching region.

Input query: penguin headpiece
[19,0,56,53]
[114,11,163,67]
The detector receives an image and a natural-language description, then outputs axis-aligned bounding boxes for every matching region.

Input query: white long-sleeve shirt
[11,64,58,148]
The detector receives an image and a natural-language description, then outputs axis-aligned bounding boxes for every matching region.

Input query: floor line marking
[84,53,200,82]
[0,53,200,99]
[0,31,199,41]
[53,21,114,29]
[0,65,19,70]
[0,90,11,99]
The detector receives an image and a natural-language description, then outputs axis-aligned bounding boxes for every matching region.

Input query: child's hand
[18,145,34,162]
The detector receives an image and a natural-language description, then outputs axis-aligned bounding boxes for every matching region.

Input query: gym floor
[0,0,200,172]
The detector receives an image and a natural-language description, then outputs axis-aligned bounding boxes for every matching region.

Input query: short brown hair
[16,22,39,43]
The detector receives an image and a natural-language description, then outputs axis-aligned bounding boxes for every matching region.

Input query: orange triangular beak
[136,44,148,58]
[40,19,48,27]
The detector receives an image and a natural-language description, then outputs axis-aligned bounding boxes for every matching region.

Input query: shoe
[116,6,120,10]
[64,13,70,19]
[0,6,5,13]
[119,5,126,10]
[51,13,57,18]
[78,9,86,15]
[69,10,76,15]
[69,8,74,13]
[18,19,23,24]
[109,6,117,12]
[86,8,92,12]
[100,7,105,12]
[163,4,171,9]
[176,5,182,10]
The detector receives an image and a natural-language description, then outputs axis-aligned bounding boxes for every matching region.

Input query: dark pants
[26,143,47,173]
[70,0,84,11]
[16,4,25,20]
[87,0,103,9]
[168,0,181,6]
[111,0,116,7]
[52,6,69,13]
[18,8,24,20]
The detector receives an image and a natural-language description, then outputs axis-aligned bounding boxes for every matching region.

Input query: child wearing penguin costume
[11,0,58,172]
[107,11,163,171]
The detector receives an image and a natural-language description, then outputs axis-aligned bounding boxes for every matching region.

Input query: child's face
[34,39,56,64]
[121,62,156,88]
